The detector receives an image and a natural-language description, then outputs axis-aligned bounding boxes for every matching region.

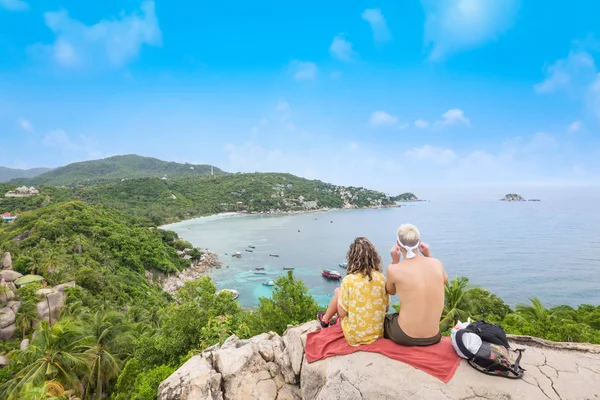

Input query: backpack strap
[455,329,476,359]
[512,348,526,376]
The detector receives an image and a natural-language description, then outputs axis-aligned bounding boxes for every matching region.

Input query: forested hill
[11,154,225,186]
[0,166,51,183]
[75,173,409,224]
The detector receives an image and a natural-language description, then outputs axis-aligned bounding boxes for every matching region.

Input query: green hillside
[0,167,51,182]
[74,172,406,224]
[13,154,224,186]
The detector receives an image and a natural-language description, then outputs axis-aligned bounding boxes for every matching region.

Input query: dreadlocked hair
[346,237,381,281]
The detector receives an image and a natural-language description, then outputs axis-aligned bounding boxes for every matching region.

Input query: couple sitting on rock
[317,223,448,347]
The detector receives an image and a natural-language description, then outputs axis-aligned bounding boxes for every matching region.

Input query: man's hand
[390,244,401,264]
[419,242,431,257]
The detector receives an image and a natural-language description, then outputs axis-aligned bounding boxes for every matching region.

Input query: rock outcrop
[159,321,600,400]
[161,251,222,295]
[501,193,526,201]
[0,281,75,341]
[2,252,12,270]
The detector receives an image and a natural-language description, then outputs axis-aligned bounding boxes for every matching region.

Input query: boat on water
[219,289,239,300]
[232,251,242,258]
[322,269,342,280]
[249,245,256,249]
[245,249,253,252]
[339,262,348,268]
[254,271,267,275]
[255,266,265,270]
[262,281,274,286]
[269,254,279,257]
[283,266,295,270]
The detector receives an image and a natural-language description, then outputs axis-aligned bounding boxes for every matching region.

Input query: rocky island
[501,193,525,201]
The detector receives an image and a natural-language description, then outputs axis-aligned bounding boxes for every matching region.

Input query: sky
[1,0,599,193]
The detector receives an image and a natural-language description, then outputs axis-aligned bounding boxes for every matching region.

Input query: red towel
[305,324,461,383]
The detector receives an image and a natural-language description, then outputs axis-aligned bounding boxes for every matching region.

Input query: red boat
[322,269,342,280]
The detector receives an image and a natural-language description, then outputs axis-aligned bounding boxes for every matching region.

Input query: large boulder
[0,307,15,329]
[159,321,600,400]
[0,279,15,304]
[2,253,11,270]
[0,270,21,283]
[0,324,15,341]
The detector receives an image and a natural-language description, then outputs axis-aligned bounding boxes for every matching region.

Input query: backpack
[454,321,526,379]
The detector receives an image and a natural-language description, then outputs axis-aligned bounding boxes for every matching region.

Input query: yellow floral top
[338,270,389,346]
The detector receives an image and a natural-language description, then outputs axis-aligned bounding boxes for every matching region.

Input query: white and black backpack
[453,321,525,379]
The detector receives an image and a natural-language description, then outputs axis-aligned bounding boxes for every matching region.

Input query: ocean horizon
[163,186,600,309]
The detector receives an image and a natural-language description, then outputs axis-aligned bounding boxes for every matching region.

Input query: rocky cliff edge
[158,321,600,400]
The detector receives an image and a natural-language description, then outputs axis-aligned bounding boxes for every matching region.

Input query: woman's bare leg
[323,288,341,323]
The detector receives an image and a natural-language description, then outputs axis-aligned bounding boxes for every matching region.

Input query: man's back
[388,256,446,338]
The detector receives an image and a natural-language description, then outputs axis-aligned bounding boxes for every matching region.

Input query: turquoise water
[163,187,600,309]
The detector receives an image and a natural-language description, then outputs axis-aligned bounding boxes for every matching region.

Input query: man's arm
[385,266,397,295]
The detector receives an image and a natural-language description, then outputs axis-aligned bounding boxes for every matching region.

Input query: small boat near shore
[232,251,242,258]
[262,280,274,286]
[339,262,347,268]
[245,249,253,252]
[255,266,265,270]
[249,245,256,249]
[254,271,267,275]
[269,254,279,257]
[283,266,295,270]
[322,269,342,280]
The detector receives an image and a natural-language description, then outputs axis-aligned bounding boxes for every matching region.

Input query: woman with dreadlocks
[317,237,390,346]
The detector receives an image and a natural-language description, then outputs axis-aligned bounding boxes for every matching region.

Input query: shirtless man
[384,223,448,346]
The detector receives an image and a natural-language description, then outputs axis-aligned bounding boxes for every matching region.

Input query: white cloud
[276,100,290,112]
[414,119,429,129]
[434,108,471,127]
[534,50,596,94]
[18,118,33,132]
[348,142,359,151]
[567,121,582,134]
[329,34,356,62]
[0,0,28,11]
[31,1,161,69]
[43,129,80,150]
[534,45,600,119]
[251,118,269,134]
[42,130,100,160]
[362,9,391,43]
[404,145,456,164]
[421,0,519,61]
[397,123,409,130]
[369,111,398,128]
[290,60,317,80]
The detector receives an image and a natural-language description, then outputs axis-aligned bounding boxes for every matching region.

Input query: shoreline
[160,202,419,230]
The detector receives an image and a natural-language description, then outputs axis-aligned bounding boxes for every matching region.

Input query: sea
[162,186,600,309]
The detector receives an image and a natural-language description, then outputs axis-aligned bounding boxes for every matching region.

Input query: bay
[163,187,600,309]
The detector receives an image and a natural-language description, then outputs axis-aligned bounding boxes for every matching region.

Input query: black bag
[466,320,510,348]
[455,321,525,379]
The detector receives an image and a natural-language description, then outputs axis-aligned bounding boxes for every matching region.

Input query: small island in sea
[500,193,541,202]
[500,193,525,201]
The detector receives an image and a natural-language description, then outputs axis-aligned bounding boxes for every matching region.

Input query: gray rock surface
[0,270,21,283]
[0,281,75,341]
[159,321,600,400]
[2,252,12,270]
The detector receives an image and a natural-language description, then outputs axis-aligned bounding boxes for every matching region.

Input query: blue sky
[1,0,599,192]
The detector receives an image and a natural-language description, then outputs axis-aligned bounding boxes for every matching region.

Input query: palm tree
[1,320,88,400]
[24,250,45,276]
[15,300,39,339]
[77,310,134,399]
[42,248,65,275]
[515,297,558,336]
[440,276,475,331]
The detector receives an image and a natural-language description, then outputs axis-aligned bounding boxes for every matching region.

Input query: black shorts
[383,313,441,346]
